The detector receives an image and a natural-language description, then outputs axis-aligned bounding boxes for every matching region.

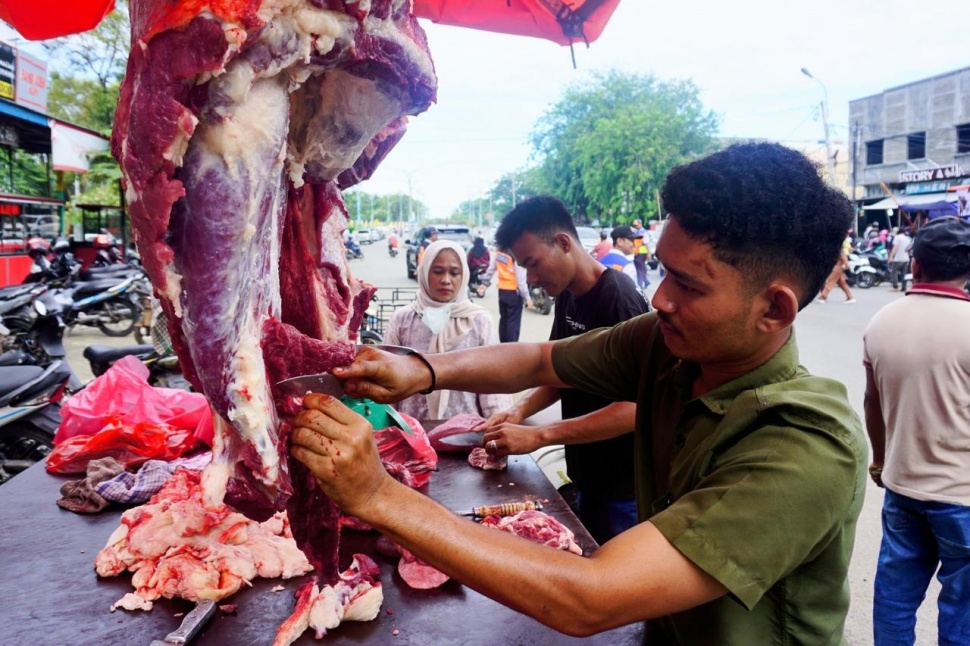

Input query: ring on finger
[488,439,498,452]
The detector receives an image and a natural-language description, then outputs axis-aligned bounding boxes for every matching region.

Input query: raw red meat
[95,469,313,610]
[375,535,450,590]
[468,446,507,471]
[481,510,584,556]
[112,0,437,584]
[427,413,487,453]
[374,411,437,489]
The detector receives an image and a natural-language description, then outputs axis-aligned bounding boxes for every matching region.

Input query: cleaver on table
[149,599,216,645]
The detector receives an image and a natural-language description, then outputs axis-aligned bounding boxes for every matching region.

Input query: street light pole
[801,67,836,186]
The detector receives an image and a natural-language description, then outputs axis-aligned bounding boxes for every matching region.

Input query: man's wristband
[868,466,883,475]
[407,350,436,395]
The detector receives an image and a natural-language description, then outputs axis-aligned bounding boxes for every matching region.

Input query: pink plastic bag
[54,355,213,447]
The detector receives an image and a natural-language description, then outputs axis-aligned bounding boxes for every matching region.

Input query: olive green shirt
[551,313,867,645]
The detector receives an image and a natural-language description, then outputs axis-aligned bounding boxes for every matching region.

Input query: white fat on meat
[95,470,312,610]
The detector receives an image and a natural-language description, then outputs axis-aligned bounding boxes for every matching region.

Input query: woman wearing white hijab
[385,240,512,420]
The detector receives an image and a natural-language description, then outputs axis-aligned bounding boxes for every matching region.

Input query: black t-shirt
[550,269,650,497]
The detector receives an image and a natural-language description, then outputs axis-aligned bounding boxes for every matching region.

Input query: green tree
[342,190,428,225]
[530,70,720,225]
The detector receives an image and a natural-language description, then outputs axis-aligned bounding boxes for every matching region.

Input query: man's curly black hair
[661,142,853,310]
[496,196,579,250]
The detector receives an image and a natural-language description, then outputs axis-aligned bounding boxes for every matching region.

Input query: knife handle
[164,599,216,644]
[473,500,541,517]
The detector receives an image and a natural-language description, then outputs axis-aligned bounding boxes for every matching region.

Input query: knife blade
[437,431,485,450]
[276,373,346,398]
[149,599,216,645]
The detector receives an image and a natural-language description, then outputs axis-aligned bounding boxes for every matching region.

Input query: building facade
[850,67,970,225]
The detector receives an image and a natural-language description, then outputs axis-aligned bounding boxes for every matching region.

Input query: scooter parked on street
[0,360,74,484]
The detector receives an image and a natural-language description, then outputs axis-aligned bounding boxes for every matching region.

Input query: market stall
[0,430,643,645]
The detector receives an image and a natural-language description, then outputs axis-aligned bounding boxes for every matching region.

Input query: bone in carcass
[95,469,313,609]
[112,0,437,583]
[272,554,383,646]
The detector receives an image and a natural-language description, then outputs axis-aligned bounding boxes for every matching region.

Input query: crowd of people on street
[308,142,969,645]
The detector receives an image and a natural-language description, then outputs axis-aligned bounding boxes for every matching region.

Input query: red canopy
[1,0,619,45]
[413,0,621,46]
[0,0,116,40]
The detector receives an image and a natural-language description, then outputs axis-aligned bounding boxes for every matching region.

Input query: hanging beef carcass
[112,0,437,583]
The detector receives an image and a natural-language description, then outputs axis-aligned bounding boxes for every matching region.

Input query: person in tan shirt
[863,216,970,646]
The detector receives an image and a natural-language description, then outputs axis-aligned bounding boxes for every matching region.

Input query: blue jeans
[575,492,639,545]
[874,489,970,646]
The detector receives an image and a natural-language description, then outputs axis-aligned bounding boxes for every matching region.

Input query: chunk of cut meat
[272,554,383,646]
[375,534,450,589]
[468,446,507,471]
[481,510,584,556]
[95,469,313,608]
[427,413,487,453]
[113,0,437,584]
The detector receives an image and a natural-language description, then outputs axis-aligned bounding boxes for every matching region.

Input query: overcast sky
[5,1,967,219]
[366,0,968,218]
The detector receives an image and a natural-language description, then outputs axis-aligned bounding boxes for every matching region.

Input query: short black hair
[661,142,852,309]
[912,217,970,282]
[495,196,579,249]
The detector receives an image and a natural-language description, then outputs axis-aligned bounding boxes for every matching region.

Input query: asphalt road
[64,245,938,645]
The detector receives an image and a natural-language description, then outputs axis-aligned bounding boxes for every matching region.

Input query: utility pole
[510,175,517,209]
[851,121,860,236]
[801,68,836,185]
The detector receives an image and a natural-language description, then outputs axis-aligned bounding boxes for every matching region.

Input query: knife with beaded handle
[149,599,216,645]
[456,500,543,518]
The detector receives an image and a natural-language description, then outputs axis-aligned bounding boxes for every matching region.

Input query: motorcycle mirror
[34,300,47,316]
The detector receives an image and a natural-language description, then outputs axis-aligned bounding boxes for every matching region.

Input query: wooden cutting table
[0,430,644,645]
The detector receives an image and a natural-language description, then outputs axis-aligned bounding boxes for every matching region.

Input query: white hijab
[410,240,486,418]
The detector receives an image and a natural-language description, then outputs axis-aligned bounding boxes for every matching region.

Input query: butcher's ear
[554,232,572,252]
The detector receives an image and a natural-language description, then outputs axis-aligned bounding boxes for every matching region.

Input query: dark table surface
[0,444,644,645]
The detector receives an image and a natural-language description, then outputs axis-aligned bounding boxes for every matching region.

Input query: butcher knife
[149,599,216,645]
[276,373,346,399]
[437,431,485,450]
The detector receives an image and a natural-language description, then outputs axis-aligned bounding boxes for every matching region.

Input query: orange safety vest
[495,251,518,290]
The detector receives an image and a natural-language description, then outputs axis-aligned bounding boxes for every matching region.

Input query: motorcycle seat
[0,365,45,398]
[79,267,139,281]
[83,344,154,365]
[70,279,130,297]
[0,285,35,300]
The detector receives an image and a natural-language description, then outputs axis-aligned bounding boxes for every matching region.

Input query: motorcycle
[388,241,399,258]
[844,253,878,289]
[345,239,364,260]
[468,266,487,299]
[528,283,554,316]
[359,296,383,345]
[83,343,193,391]
[0,359,75,484]
[862,252,893,287]
[39,272,144,338]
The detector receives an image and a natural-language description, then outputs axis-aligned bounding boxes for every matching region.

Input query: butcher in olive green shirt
[292,143,868,644]
[553,313,867,644]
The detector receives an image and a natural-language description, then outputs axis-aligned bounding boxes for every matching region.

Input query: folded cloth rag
[95,451,212,505]
[57,457,126,514]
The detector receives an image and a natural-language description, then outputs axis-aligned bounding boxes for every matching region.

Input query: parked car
[406,225,471,279]
[575,226,600,254]
[356,229,374,244]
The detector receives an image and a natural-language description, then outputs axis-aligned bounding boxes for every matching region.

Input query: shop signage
[899,164,965,183]
[0,42,15,102]
[0,203,22,216]
[14,50,47,113]
[903,180,953,195]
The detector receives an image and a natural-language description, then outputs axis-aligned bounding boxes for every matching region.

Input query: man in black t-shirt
[475,196,650,543]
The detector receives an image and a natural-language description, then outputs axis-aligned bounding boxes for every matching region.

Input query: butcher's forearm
[430,343,566,394]
[540,402,635,446]
[364,481,681,636]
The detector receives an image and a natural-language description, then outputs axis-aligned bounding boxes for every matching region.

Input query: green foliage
[0,148,50,196]
[342,190,428,225]
[529,70,720,225]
